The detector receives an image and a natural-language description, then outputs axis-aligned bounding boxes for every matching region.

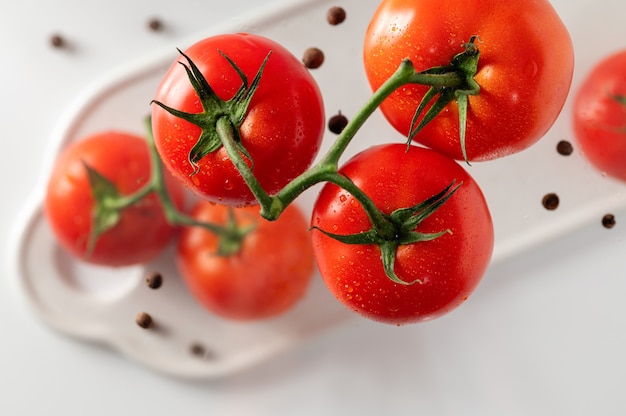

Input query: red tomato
[363,0,574,161]
[573,49,626,182]
[311,144,493,325]
[44,131,185,266]
[152,33,325,206]
[177,201,315,320]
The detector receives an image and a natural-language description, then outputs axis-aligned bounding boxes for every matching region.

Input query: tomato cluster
[44,0,578,325]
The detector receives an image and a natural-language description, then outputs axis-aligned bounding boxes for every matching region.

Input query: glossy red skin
[574,50,626,182]
[363,0,574,161]
[177,202,315,320]
[311,144,494,325]
[152,33,325,206]
[44,131,185,267]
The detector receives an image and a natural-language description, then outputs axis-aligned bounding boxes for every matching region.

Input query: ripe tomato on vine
[177,201,315,320]
[363,0,574,162]
[44,131,185,266]
[311,144,494,325]
[151,33,325,207]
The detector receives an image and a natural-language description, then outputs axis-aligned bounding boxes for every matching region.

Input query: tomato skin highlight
[152,33,325,206]
[363,0,574,161]
[176,202,315,320]
[573,50,626,182]
[44,131,185,267]
[311,144,494,325]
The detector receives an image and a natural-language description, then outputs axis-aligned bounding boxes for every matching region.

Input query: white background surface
[2,0,626,415]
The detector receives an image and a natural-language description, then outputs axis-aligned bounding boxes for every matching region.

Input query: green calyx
[151,48,271,175]
[313,180,461,285]
[83,162,125,256]
[609,92,626,108]
[83,159,157,258]
[214,207,256,257]
[407,36,481,163]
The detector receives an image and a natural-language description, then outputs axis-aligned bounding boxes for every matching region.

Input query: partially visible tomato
[363,0,574,161]
[152,33,325,206]
[311,144,493,325]
[44,131,185,266]
[177,201,315,320]
[573,49,626,182]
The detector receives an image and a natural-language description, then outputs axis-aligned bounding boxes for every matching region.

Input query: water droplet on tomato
[224,180,233,190]
[339,194,347,203]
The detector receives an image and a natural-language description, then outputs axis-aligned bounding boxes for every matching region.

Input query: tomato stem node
[313,180,461,284]
[406,36,481,163]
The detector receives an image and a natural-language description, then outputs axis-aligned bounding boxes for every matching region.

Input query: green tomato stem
[211,58,467,241]
[82,119,254,258]
[93,117,253,255]
[322,59,465,168]
[103,177,153,210]
[143,117,253,244]
[320,171,397,240]
[263,60,464,227]
[215,116,275,210]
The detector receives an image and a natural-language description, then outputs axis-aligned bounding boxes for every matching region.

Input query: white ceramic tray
[9,0,626,379]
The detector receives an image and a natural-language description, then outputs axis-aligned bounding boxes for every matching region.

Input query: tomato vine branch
[83,117,256,258]
[211,52,473,224]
